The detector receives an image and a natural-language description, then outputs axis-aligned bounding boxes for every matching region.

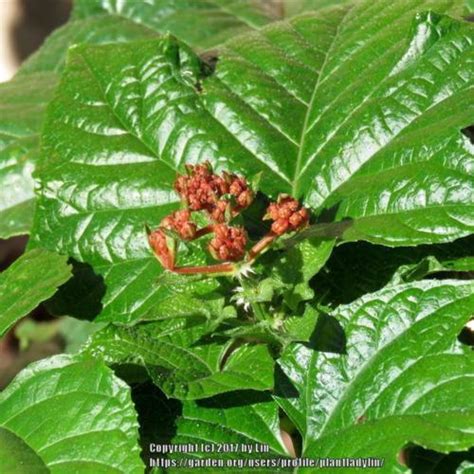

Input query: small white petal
[236,297,245,306]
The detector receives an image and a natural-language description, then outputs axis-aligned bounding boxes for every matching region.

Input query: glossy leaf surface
[171,392,289,473]
[72,0,279,50]
[29,38,216,322]
[86,319,275,399]
[0,354,143,473]
[275,280,474,473]
[6,0,278,236]
[0,74,57,238]
[30,2,473,322]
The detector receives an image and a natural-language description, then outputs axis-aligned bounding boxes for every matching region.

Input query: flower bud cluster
[160,210,197,241]
[148,163,310,272]
[265,195,309,236]
[174,163,253,223]
[208,224,248,261]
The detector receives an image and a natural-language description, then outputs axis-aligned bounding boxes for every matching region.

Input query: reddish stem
[173,262,235,275]
[194,225,215,239]
[247,233,277,262]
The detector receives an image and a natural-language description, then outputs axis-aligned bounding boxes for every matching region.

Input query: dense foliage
[0,0,473,472]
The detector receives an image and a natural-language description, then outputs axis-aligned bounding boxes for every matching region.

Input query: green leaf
[72,0,279,50]
[4,0,328,238]
[390,253,474,285]
[30,2,474,321]
[269,237,335,310]
[92,0,472,246]
[275,280,474,473]
[85,319,275,400]
[291,3,473,246]
[459,461,474,474]
[0,427,48,474]
[283,0,352,17]
[0,74,58,238]
[313,235,474,306]
[0,354,143,473]
[170,392,290,473]
[283,304,320,342]
[28,38,224,323]
[0,249,71,337]
[0,15,158,238]
[18,15,158,76]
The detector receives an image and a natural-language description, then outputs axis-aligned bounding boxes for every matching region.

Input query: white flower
[236,263,256,278]
[234,295,251,312]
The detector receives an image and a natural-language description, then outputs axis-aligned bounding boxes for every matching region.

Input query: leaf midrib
[292,6,352,197]
[306,287,474,450]
[181,410,287,457]
[77,49,177,174]
[316,404,474,443]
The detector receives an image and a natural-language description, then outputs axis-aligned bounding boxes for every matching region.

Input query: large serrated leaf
[29,37,221,322]
[3,0,282,237]
[210,1,473,245]
[30,2,473,321]
[0,354,144,473]
[169,392,290,473]
[85,319,275,400]
[71,0,279,50]
[275,279,474,473]
[0,248,72,337]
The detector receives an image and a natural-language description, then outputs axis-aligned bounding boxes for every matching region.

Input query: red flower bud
[227,174,253,211]
[175,162,229,212]
[210,200,230,223]
[160,209,197,241]
[208,224,247,261]
[289,208,309,228]
[266,195,309,236]
[271,219,289,236]
[174,164,253,223]
[236,189,253,209]
[148,229,175,270]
